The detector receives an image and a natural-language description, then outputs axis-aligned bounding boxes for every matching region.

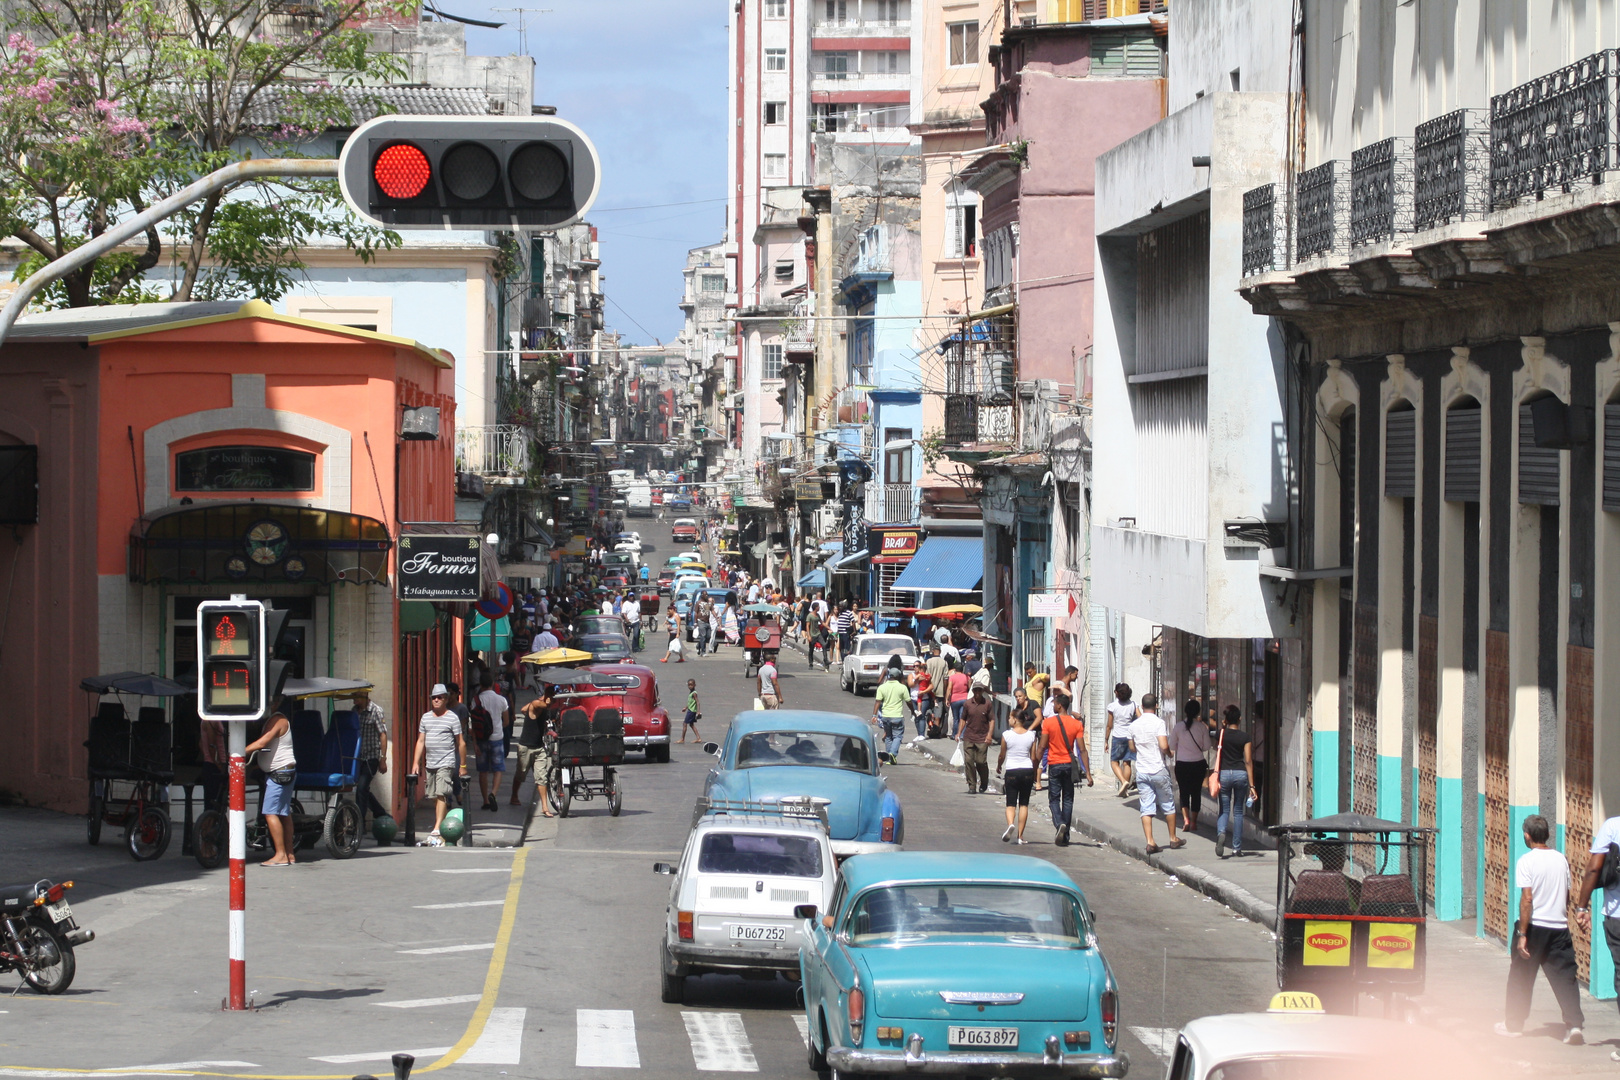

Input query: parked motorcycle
[0,879,93,993]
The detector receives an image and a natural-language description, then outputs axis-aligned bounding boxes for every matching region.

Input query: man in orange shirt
[1039,691,1091,846]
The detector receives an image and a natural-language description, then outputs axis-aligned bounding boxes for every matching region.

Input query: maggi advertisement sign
[1366,923,1418,969]
[1301,921,1352,967]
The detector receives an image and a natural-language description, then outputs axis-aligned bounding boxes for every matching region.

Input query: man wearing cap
[535,622,559,653]
[872,668,910,760]
[413,684,466,846]
[349,689,390,832]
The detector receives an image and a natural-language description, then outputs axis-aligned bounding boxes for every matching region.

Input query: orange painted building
[0,300,459,814]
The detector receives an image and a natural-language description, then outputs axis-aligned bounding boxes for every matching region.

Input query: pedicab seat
[1359,873,1420,917]
[1288,869,1357,915]
[128,707,174,782]
[87,703,137,779]
[291,710,360,790]
[555,706,594,764]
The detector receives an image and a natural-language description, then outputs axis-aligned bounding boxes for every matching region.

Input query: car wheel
[840,667,851,692]
[806,1012,828,1071]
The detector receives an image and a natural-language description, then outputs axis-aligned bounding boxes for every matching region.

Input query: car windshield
[735,731,871,774]
[857,637,914,656]
[1208,1057,1401,1080]
[698,832,824,877]
[582,635,629,652]
[846,885,1086,948]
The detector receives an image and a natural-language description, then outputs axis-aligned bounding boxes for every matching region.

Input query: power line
[590,197,729,213]
[606,293,661,344]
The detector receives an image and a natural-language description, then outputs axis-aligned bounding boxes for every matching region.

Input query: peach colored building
[0,300,458,815]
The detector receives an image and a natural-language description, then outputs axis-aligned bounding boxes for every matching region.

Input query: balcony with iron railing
[456,425,533,479]
[811,17,911,36]
[864,482,920,525]
[1241,49,1620,313]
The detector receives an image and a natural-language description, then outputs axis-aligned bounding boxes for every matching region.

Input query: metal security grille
[1519,402,1562,506]
[1417,615,1438,905]
[1445,403,1482,502]
[1484,629,1512,942]
[1353,602,1379,822]
[875,561,906,613]
[1385,408,1417,498]
[1567,645,1596,981]
[1605,403,1620,512]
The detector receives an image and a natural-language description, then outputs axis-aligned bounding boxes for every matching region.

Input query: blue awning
[819,541,842,554]
[798,567,827,589]
[833,547,870,570]
[890,537,983,594]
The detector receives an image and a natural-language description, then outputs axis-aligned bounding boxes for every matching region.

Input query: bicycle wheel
[558,776,572,819]
[193,809,227,869]
[608,774,623,817]
[86,782,103,846]
[323,801,362,859]
[126,806,170,861]
[19,923,75,995]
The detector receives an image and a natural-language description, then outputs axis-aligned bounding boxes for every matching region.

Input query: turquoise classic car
[701,712,903,858]
[799,851,1127,1078]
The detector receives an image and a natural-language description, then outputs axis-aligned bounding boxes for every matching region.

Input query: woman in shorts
[995,709,1039,845]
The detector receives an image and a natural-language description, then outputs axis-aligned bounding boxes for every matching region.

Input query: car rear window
[857,637,913,656]
[847,885,1085,947]
[735,731,871,773]
[699,832,823,877]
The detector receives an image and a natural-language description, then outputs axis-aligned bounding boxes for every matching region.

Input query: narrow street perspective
[2,3,1620,1080]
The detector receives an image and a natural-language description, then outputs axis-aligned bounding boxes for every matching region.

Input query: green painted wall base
[1377,755,1403,824]
[1434,776,1462,921]
[1313,730,1339,818]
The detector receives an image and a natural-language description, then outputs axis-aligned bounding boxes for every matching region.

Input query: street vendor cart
[1270,813,1434,1014]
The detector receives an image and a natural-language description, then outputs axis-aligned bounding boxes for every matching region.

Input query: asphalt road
[0,513,1278,1079]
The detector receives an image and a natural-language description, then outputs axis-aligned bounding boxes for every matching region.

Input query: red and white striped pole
[226,721,248,1010]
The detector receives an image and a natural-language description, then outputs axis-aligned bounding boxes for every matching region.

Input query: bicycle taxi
[81,671,192,861]
[740,603,782,679]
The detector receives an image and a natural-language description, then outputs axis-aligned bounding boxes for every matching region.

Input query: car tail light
[1064,1030,1089,1048]
[881,817,895,843]
[677,911,694,941]
[847,986,864,1044]
[1100,988,1117,1049]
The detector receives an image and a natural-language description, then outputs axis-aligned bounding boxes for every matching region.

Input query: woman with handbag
[1169,699,1212,833]
[1210,704,1256,859]
[245,711,297,866]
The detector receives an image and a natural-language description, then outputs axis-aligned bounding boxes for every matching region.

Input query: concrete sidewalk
[907,735,1620,1072]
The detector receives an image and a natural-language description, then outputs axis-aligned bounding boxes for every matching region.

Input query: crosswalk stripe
[792,1015,810,1047]
[310,1047,451,1064]
[577,1009,640,1069]
[462,1007,526,1064]
[432,867,511,874]
[397,942,496,955]
[1128,1026,1180,1059]
[413,900,506,909]
[375,994,482,1009]
[681,1011,758,1072]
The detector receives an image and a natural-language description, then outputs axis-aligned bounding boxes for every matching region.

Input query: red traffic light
[373,143,431,200]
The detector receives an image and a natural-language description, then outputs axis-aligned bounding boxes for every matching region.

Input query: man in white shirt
[757,658,783,709]
[534,623,559,652]
[1575,814,1620,1041]
[621,595,642,651]
[1127,693,1182,854]
[1499,815,1583,1042]
[474,675,509,812]
[747,581,762,604]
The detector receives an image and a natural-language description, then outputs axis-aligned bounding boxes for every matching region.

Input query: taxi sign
[1267,991,1325,1014]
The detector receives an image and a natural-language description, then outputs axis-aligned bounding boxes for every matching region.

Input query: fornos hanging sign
[398,534,482,601]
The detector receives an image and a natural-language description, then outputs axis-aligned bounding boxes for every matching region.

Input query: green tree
[0,0,407,307]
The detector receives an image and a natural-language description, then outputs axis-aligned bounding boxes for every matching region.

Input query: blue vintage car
[800,851,1126,1078]
[702,712,903,858]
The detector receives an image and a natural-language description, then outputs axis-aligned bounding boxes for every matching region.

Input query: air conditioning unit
[813,505,842,538]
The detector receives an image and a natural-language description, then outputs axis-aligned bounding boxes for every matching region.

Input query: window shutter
[1091,33,1124,75]
[1124,37,1163,78]
[1518,402,1561,506]
[1605,403,1620,512]
[1384,408,1416,498]
[1444,403,1481,502]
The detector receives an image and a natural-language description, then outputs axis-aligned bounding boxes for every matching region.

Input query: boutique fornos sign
[397,534,482,601]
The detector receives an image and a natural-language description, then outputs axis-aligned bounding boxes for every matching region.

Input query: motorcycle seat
[0,882,40,909]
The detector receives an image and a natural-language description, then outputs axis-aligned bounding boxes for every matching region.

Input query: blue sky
[458,0,729,345]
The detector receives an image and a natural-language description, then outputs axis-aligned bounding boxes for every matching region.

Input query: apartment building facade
[1236,2,1620,996]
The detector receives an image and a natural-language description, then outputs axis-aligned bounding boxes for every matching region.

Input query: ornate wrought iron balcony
[1242,183,1280,276]
[1413,108,1489,231]
[1296,159,1349,260]
[1350,137,1412,247]
[1491,49,1619,210]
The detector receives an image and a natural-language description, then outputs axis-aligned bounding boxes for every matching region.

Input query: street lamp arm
[0,158,340,347]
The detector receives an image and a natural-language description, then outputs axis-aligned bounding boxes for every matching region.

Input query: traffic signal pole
[0,159,337,349]
[227,720,249,1010]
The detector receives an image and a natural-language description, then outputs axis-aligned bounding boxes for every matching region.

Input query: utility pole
[490,7,551,56]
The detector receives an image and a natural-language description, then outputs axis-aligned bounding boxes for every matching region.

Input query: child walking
[679,679,702,743]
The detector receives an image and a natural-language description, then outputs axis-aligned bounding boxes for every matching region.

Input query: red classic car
[565,663,672,762]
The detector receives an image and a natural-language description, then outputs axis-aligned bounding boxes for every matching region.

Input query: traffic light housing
[338,115,600,231]
[196,601,296,720]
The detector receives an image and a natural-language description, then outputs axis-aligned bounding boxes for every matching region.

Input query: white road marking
[461,1006,526,1064]
[375,994,483,1008]
[413,899,506,909]
[682,1011,758,1072]
[123,1064,259,1072]
[576,1009,640,1068]
[1129,1026,1180,1059]
[397,942,497,955]
[310,1047,451,1064]
[431,867,511,874]
[792,1015,810,1047]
